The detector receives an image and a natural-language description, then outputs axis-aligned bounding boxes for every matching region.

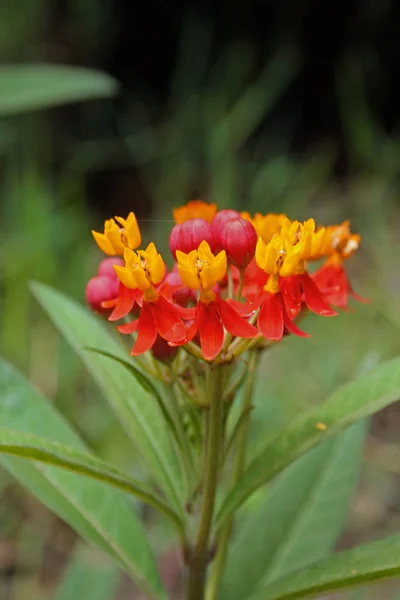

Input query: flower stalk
[206,351,258,600]
[186,365,224,600]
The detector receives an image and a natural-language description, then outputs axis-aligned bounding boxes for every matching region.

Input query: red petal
[186,305,202,342]
[257,293,284,341]
[300,273,337,317]
[280,275,302,319]
[118,319,139,334]
[173,305,197,320]
[101,298,117,309]
[109,284,137,321]
[198,304,225,361]
[215,297,258,338]
[226,297,259,317]
[131,303,157,355]
[350,288,370,303]
[282,305,310,338]
[151,296,186,343]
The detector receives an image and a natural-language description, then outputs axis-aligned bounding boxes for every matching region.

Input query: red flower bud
[219,217,257,267]
[97,257,124,279]
[151,334,179,363]
[169,218,215,257]
[211,210,240,248]
[85,275,119,314]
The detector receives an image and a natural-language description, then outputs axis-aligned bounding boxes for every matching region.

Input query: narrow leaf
[0,65,118,115]
[248,534,400,600]
[220,422,366,599]
[30,281,186,512]
[0,428,184,529]
[0,359,165,599]
[217,356,400,526]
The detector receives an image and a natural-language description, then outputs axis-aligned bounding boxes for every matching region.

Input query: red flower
[280,272,337,318]
[117,295,187,356]
[185,295,259,361]
[313,263,369,309]
[257,291,310,341]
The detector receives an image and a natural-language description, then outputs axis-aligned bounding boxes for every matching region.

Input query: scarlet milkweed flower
[173,200,217,224]
[87,201,365,363]
[251,219,337,341]
[92,212,141,255]
[176,241,258,360]
[111,243,187,355]
[313,221,368,308]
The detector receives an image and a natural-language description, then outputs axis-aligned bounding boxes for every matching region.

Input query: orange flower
[313,221,366,309]
[173,200,217,224]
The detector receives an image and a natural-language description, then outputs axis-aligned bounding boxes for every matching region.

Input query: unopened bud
[220,218,257,267]
[211,210,240,249]
[97,257,124,279]
[85,276,119,314]
[169,218,215,257]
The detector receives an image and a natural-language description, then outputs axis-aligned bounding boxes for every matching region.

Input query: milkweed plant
[1,200,400,600]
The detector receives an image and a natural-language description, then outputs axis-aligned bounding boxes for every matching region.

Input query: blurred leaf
[216,47,300,150]
[0,428,184,528]
[247,534,400,600]
[0,359,165,599]
[54,544,119,600]
[220,422,366,600]
[0,65,119,115]
[336,57,379,170]
[217,355,400,527]
[31,282,186,513]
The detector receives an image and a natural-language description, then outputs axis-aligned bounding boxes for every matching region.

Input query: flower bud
[85,275,119,314]
[151,335,179,363]
[211,209,240,249]
[219,217,257,267]
[97,257,124,279]
[169,218,215,257]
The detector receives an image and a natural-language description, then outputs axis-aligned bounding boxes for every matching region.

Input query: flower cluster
[86,201,366,363]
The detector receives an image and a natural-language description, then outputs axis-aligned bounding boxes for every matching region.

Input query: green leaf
[217,356,400,526]
[0,65,119,115]
[54,545,119,600]
[0,359,165,599]
[220,422,366,600]
[0,428,184,530]
[247,534,400,600]
[30,281,186,512]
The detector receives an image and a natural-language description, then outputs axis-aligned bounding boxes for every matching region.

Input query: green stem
[206,352,257,600]
[186,366,224,600]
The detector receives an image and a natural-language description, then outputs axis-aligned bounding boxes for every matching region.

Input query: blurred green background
[1,0,400,598]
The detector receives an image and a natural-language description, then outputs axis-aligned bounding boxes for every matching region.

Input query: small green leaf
[220,422,366,599]
[248,534,400,600]
[217,356,400,526]
[0,359,165,599]
[31,281,186,512]
[54,545,119,600]
[0,65,118,115]
[0,428,184,529]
